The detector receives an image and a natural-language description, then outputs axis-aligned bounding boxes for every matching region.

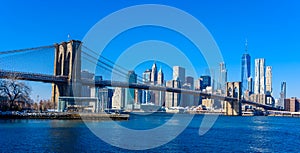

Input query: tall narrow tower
[241,40,251,94]
[51,40,82,107]
[280,82,287,108]
[254,58,265,94]
[151,62,157,84]
[266,66,272,95]
[157,67,164,85]
[219,62,227,93]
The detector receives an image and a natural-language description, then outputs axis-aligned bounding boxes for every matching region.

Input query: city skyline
[0,1,299,100]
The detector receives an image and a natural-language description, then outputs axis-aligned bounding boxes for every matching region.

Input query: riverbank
[0,112,129,120]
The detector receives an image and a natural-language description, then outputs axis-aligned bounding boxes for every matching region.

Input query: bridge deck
[0,70,279,110]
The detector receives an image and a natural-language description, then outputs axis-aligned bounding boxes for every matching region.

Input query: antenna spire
[245,39,248,53]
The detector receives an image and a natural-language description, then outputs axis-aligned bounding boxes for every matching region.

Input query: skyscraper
[126,71,137,109]
[254,58,265,94]
[219,62,227,93]
[200,75,211,91]
[142,69,152,104]
[247,77,253,93]
[241,40,251,93]
[185,76,194,90]
[156,68,165,106]
[151,62,158,84]
[280,82,287,108]
[165,78,181,107]
[112,87,125,109]
[173,66,185,84]
[157,67,164,85]
[266,66,272,95]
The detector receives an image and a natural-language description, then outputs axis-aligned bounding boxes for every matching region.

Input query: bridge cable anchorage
[81,51,144,83]
[0,45,54,55]
[82,45,144,80]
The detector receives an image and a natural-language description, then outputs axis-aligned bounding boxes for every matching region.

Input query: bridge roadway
[0,70,280,110]
[0,69,67,84]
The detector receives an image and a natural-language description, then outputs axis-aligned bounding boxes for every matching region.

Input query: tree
[0,79,31,109]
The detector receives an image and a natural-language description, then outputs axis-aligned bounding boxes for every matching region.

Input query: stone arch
[228,87,233,97]
[64,52,71,76]
[57,53,63,75]
[234,87,239,98]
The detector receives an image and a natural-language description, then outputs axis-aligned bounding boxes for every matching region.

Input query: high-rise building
[254,58,265,94]
[279,82,287,108]
[143,69,152,83]
[165,78,181,108]
[142,69,152,104]
[112,87,125,109]
[156,68,165,106]
[182,84,192,107]
[97,88,114,111]
[200,75,211,91]
[219,62,227,93]
[126,71,137,109]
[241,40,251,93]
[185,76,194,90]
[247,77,253,93]
[173,66,185,84]
[266,66,272,95]
[151,62,158,84]
[157,67,164,85]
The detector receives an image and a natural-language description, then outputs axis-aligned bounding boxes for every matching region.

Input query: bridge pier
[51,40,82,108]
[224,82,242,116]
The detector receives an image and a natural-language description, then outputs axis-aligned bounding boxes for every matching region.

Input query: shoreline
[0,113,130,120]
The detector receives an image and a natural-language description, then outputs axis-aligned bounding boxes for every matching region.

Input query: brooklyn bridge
[0,40,280,115]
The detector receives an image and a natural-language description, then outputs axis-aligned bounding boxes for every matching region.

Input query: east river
[0,113,299,152]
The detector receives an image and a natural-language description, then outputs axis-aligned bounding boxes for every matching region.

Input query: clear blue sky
[0,0,300,100]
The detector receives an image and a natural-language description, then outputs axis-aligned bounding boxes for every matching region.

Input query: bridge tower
[224,82,242,116]
[51,40,82,107]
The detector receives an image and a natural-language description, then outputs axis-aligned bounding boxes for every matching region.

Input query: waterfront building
[112,87,125,110]
[202,98,214,110]
[284,97,300,112]
[241,40,251,94]
[173,66,185,84]
[254,58,265,94]
[95,88,114,111]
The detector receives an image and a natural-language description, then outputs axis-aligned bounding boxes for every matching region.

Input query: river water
[0,114,299,152]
